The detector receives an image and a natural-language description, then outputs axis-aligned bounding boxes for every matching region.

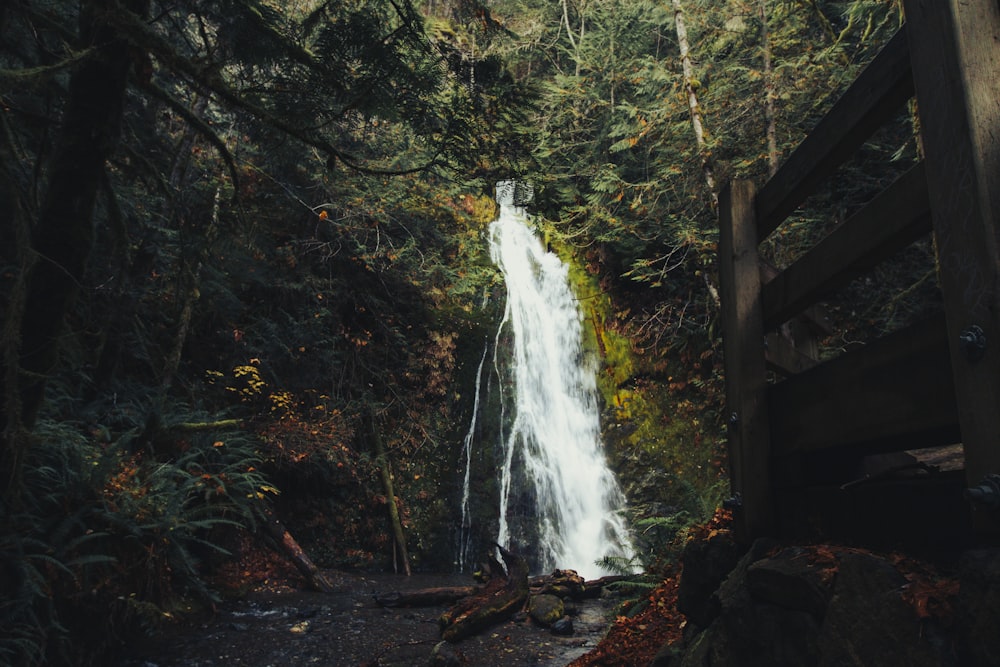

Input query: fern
[0,400,275,665]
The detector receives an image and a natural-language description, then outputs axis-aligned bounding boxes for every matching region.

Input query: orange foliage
[564,512,738,666]
[568,569,684,667]
[211,531,305,594]
[686,505,733,543]
[256,399,356,469]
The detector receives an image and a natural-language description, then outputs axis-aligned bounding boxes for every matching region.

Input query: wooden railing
[718,0,1000,547]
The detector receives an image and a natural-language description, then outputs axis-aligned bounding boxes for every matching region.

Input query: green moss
[542,224,727,531]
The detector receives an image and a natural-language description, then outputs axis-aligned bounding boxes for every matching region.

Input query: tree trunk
[438,545,529,642]
[0,111,31,500]
[1,0,150,497]
[259,505,336,593]
[161,185,221,392]
[375,586,480,607]
[561,0,585,77]
[760,0,779,177]
[366,406,412,576]
[671,0,717,205]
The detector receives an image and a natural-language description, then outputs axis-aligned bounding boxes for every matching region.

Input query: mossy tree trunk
[438,545,529,642]
[366,405,412,576]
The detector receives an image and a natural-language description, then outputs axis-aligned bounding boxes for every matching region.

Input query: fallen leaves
[567,569,684,666]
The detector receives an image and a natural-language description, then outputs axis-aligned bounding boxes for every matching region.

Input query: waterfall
[487,182,636,579]
[457,343,488,573]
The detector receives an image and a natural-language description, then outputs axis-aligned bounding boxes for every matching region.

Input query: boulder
[666,543,956,667]
[697,542,823,666]
[817,552,941,667]
[676,528,747,627]
[956,548,1000,666]
[745,547,832,618]
[527,593,564,626]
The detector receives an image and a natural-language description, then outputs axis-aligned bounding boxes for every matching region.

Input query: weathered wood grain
[719,180,773,539]
[905,0,1000,506]
[761,162,931,332]
[768,315,960,457]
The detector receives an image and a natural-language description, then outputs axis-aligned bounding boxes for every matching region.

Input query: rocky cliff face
[656,527,1000,666]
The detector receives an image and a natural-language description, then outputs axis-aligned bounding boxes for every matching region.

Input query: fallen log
[374,571,633,609]
[530,568,587,598]
[259,505,336,593]
[438,545,529,642]
[375,585,480,608]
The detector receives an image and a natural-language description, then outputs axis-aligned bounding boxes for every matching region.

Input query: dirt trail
[119,571,622,666]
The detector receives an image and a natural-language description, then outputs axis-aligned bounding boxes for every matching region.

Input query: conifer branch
[140,80,240,198]
[0,48,97,85]
[107,9,445,177]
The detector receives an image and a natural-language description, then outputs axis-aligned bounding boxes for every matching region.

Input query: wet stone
[551,616,574,635]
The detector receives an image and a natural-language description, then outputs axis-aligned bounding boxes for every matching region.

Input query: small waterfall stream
[476,182,635,579]
[457,344,488,573]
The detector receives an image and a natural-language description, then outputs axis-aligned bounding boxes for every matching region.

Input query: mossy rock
[528,594,564,626]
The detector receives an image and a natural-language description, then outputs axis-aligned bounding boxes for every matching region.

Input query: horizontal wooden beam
[769,314,959,456]
[762,162,932,331]
[756,28,914,241]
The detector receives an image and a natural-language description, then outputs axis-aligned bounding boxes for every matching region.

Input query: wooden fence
[718,0,1000,549]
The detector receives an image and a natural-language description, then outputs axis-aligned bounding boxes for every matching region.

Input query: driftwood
[375,585,479,608]
[438,545,530,642]
[259,505,336,593]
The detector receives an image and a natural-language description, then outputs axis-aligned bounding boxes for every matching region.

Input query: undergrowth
[0,408,271,666]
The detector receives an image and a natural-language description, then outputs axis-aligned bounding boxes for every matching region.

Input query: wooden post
[718,180,773,540]
[904,0,1000,528]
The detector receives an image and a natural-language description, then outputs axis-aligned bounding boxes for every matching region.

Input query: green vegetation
[0,0,933,662]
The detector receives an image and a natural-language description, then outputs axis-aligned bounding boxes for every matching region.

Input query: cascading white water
[457,344,488,573]
[488,182,636,579]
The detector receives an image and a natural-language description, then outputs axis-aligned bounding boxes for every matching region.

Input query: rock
[550,615,574,636]
[676,526,746,627]
[288,620,310,635]
[697,541,823,666]
[745,547,832,618]
[712,537,779,614]
[817,552,942,666]
[718,601,821,666]
[650,643,682,667]
[428,640,463,667]
[528,594,564,626]
[956,548,1000,666]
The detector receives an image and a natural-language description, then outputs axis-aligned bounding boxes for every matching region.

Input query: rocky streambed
[119,571,624,667]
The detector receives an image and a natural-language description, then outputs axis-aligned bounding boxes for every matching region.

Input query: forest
[0,0,936,665]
